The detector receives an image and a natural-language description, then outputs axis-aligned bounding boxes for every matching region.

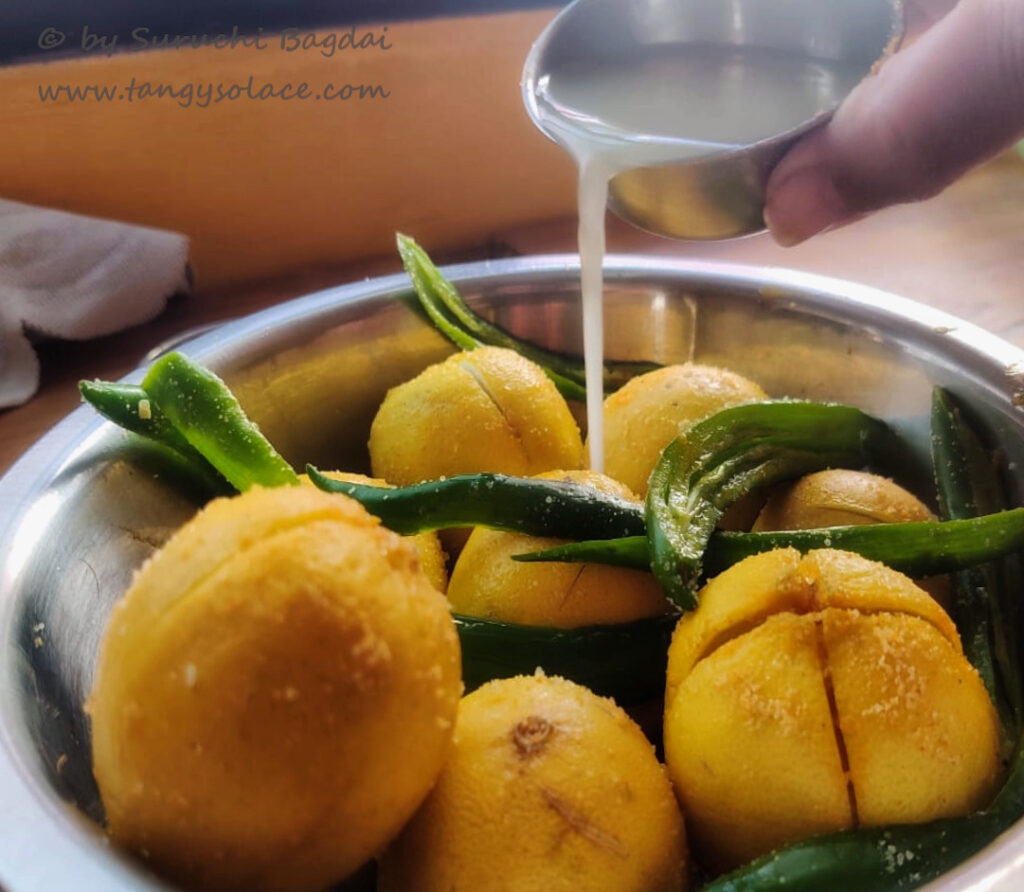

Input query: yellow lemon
[378,673,688,891]
[447,469,671,627]
[599,363,766,496]
[752,469,948,604]
[753,469,935,530]
[663,548,1001,873]
[369,346,583,484]
[306,470,448,593]
[89,485,462,892]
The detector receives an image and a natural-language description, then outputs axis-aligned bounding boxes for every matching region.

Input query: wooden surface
[0,9,575,286]
[1,150,1023,475]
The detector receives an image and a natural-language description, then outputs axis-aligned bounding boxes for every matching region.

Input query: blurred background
[0,1,575,285]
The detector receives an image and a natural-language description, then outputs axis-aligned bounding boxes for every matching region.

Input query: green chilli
[141,352,299,492]
[511,511,1024,581]
[307,467,645,540]
[397,233,660,399]
[454,612,677,705]
[932,387,1023,740]
[645,401,900,609]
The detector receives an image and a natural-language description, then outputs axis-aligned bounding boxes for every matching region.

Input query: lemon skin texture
[89,485,462,892]
[305,470,448,593]
[752,469,949,604]
[378,673,688,892]
[447,469,671,627]
[664,548,1001,873]
[598,363,765,497]
[369,346,583,484]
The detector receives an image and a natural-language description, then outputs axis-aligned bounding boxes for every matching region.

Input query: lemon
[306,470,448,593]
[378,673,688,891]
[447,470,671,627]
[664,548,1001,873]
[369,346,583,484]
[752,469,935,530]
[752,469,949,604]
[598,363,766,496]
[89,485,462,892]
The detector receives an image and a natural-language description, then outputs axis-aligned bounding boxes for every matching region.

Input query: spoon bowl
[523,0,904,239]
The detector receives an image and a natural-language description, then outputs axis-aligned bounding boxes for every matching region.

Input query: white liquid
[577,158,611,472]
[531,44,866,471]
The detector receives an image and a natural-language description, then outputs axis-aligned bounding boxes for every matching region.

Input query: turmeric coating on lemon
[378,673,688,892]
[663,548,1002,873]
[88,485,461,892]
[369,346,584,485]
[447,470,672,627]
[305,470,448,592]
[598,363,766,496]
[753,469,935,530]
[753,469,950,604]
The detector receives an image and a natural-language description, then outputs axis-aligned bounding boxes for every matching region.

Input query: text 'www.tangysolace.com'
[37,76,392,108]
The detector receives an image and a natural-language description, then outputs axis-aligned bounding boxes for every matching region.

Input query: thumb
[764,0,1024,247]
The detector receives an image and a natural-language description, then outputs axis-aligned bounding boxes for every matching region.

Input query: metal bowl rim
[1,253,1022,892]
[520,0,907,162]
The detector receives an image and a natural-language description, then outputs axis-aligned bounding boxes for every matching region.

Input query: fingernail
[764,166,849,247]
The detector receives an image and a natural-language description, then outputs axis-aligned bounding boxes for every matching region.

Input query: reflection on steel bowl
[2,256,1024,890]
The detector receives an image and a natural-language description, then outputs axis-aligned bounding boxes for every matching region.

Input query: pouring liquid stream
[534,44,865,472]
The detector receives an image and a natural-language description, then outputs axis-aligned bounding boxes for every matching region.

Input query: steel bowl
[2,256,1024,890]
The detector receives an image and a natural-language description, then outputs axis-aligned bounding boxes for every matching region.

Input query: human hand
[764,0,1024,246]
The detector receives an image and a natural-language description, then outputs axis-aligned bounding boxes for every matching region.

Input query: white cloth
[0,199,191,408]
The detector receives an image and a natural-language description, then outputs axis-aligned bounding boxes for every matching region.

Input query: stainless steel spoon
[523,0,904,240]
